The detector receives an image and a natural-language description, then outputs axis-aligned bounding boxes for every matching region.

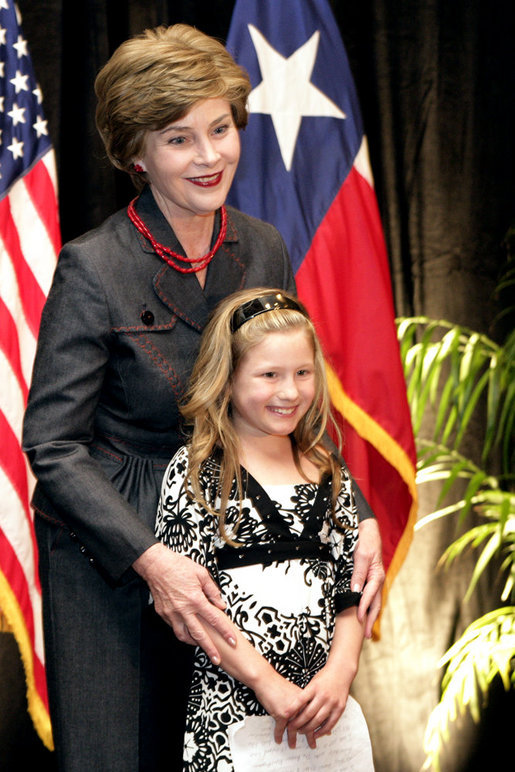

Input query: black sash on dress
[215,469,334,569]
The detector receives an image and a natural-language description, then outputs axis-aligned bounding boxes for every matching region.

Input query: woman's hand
[352,518,385,638]
[133,543,235,663]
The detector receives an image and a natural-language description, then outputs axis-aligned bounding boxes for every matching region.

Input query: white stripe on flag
[0,466,44,661]
[0,235,38,386]
[10,176,57,297]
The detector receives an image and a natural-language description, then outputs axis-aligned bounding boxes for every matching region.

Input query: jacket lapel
[135,188,246,331]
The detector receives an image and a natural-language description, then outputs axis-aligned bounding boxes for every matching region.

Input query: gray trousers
[36,516,192,771]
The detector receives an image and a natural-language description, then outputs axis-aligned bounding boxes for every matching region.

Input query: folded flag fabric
[0,2,60,749]
[227,0,417,625]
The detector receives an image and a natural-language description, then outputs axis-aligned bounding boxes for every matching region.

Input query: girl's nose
[278,377,299,400]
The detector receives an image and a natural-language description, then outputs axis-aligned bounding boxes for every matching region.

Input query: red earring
[133,163,144,173]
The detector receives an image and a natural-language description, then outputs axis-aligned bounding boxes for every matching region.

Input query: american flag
[0,0,59,750]
[227,0,417,632]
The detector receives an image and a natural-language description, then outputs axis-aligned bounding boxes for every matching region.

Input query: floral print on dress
[155,446,359,771]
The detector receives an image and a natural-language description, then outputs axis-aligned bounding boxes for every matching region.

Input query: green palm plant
[396,243,515,771]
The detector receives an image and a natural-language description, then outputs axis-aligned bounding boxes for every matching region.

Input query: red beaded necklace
[127,197,227,274]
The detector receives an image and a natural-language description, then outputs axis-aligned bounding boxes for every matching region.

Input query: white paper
[228,695,375,771]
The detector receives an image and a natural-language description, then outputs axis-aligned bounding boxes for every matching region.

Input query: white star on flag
[7,101,25,124]
[33,115,48,137]
[247,24,346,171]
[13,34,28,57]
[9,68,29,93]
[7,135,23,158]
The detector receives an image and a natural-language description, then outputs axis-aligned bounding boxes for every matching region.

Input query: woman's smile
[188,171,224,187]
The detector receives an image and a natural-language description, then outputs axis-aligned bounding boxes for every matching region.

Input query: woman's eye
[262,371,276,378]
[213,124,229,136]
[169,136,187,145]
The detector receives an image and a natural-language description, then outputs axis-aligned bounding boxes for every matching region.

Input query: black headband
[230,293,305,333]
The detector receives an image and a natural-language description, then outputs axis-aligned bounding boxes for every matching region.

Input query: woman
[23,24,383,771]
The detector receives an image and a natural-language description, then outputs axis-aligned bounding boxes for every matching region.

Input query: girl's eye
[297,369,311,377]
[262,371,276,378]
[169,135,187,145]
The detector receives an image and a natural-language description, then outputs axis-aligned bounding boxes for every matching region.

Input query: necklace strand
[127,197,227,274]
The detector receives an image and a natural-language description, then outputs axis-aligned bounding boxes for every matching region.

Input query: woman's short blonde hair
[95,24,251,190]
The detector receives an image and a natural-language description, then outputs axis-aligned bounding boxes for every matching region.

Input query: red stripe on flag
[0,527,49,714]
[0,528,36,642]
[337,423,414,572]
[297,166,416,457]
[0,297,29,400]
[24,161,61,255]
[0,411,31,517]
[0,197,46,339]
[297,166,417,580]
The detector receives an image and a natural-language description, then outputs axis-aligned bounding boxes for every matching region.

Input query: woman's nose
[195,138,220,165]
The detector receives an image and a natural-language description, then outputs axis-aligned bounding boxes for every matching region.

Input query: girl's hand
[287,662,357,749]
[253,671,312,748]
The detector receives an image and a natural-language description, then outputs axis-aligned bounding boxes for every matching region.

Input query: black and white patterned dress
[155,446,361,771]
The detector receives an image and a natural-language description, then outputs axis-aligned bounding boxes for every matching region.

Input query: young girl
[155,288,370,770]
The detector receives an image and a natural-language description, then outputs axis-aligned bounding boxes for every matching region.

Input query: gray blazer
[22,188,296,769]
[24,187,296,581]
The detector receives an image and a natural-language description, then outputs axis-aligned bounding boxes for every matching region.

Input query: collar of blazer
[134,186,245,332]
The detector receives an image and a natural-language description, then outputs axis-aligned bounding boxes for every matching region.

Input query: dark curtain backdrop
[3,1,514,769]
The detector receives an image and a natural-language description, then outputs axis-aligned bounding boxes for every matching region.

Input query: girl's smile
[230,329,316,441]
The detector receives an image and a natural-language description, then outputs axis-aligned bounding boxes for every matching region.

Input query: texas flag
[227,0,417,620]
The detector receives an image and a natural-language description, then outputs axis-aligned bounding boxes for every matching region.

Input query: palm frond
[414,443,502,529]
[396,318,513,471]
[399,252,515,769]
[422,607,515,771]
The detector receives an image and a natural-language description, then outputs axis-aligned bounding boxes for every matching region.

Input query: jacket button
[141,310,154,326]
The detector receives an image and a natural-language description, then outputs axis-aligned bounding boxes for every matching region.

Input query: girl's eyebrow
[159,113,232,135]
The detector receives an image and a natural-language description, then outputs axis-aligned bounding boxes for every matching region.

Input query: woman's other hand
[351,518,385,638]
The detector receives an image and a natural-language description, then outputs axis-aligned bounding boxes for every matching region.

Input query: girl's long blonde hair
[180,288,344,543]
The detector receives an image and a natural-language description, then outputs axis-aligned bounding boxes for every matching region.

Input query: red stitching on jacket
[218,241,246,286]
[127,332,183,399]
[154,277,202,331]
[90,444,123,463]
[111,321,176,333]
